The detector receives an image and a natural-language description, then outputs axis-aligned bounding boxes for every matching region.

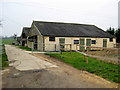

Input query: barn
[20,27,30,46]
[23,21,116,51]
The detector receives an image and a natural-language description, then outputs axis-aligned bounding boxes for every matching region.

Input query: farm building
[22,21,116,51]
[20,27,31,46]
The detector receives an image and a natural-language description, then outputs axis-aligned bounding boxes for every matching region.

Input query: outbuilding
[26,21,116,51]
[20,27,30,46]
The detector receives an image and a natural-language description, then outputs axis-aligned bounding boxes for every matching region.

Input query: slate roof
[21,27,31,36]
[33,21,115,38]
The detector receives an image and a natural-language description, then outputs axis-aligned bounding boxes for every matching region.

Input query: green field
[2,38,15,44]
[46,52,119,83]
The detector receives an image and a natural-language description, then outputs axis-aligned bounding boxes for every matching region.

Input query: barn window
[109,38,113,42]
[49,37,55,41]
[92,40,96,44]
[59,38,65,44]
[74,40,79,44]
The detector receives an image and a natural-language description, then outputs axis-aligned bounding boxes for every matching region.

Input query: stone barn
[26,21,116,51]
[20,27,30,46]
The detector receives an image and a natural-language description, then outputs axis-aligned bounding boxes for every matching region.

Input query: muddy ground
[83,50,119,64]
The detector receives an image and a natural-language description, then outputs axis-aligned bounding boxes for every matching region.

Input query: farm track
[2,45,118,88]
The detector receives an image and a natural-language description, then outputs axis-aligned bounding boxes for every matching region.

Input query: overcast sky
[0,0,119,37]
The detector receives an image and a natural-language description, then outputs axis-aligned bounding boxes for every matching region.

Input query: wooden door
[80,39,85,50]
[33,36,38,50]
[103,39,107,47]
[59,38,65,50]
[86,39,91,50]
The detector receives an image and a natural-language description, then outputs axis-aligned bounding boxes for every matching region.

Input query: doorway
[59,38,65,50]
[86,39,91,50]
[103,39,107,47]
[33,36,38,50]
[80,39,85,50]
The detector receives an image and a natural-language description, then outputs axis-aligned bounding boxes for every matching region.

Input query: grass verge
[0,45,9,69]
[18,46,32,51]
[46,52,120,83]
[0,38,15,69]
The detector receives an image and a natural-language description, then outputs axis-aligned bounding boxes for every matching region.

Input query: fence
[76,44,120,51]
[75,44,120,64]
[30,42,119,64]
[31,42,120,52]
[31,43,61,54]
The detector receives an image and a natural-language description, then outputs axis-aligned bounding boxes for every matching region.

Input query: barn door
[59,38,65,50]
[80,39,85,50]
[103,39,107,47]
[33,36,38,50]
[86,39,91,50]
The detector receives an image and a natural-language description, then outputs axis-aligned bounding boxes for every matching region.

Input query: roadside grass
[0,38,15,69]
[46,52,120,83]
[18,46,32,51]
[2,38,15,44]
[0,45,9,69]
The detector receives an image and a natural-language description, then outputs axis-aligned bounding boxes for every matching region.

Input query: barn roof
[33,21,115,38]
[21,27,31,36]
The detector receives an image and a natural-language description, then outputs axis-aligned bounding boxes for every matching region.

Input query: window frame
[109,38,113,42]
[49,37,55,41]
[59,38,65,44]
[91,40,96,44]
[74,40,79,44]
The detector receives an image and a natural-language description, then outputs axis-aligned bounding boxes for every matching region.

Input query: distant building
[20,27,30,46]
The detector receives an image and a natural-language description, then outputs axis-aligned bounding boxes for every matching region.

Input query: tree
[106,27,120,43]
[115,28,120,43]
[106,27,115,35]
[13,34,17,40]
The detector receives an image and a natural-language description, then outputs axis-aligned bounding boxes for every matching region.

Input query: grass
[0,45,9,69]
[46,52,120,83]
[18,46,32,51]
[0,38,15,69]
[2,38,16,44]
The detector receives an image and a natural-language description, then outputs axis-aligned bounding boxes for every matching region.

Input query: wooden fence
[76,44,120,51]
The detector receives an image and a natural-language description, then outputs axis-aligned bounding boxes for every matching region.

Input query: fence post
[86,49,89,64]
[32,42,34,53]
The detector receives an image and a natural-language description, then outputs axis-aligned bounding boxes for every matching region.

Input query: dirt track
[84,50,119,64]
[2,45,118,88]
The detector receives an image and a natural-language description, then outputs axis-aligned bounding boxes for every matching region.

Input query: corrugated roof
[33,21,115,38]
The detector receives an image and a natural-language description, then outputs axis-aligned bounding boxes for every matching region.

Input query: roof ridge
[33,20,94,26]
[23,27,31,29]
